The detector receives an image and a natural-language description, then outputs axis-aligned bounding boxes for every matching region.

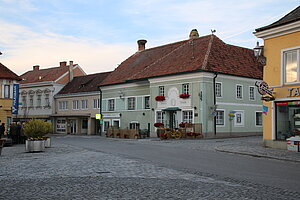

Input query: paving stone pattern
[0,137,299,199]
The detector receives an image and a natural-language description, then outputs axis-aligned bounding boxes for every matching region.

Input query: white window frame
[108,99,115,111]
[73,100,79,110]
[216,109,225,127]
[22,96,27,107]
[45,94,50,107]
[182,83,190,95]
[255,111,263,127]
[59,101,68,110]
[156,111,165,124]
[112,119,120,128]
[182,110,193,124]
[236,84,243,100]
[249,86,255,101]
[4,85,10,98]
[36,94,42,107]
[234,110,244,127]
[281,46,300,85]
[81,100,88,110]
[159,86,165,96]
[215,82,222,98]
[93,98,100,109]
[127,97,135,110]
[29,95,34,107]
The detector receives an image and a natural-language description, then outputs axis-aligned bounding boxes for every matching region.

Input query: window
[45,94,50,107]
[159,86,165,96]
[182,83,189,95]
[4,85,10,98]
[127,97,135,110]
[22,96,27,107]
[104,121,110,131]
[236,85,243,99]
[93,99,100,109]
[37,95,41,107]
[216,110,225,125]
[249,86,255,100]
[81,100,88,109]
[215,83,222,97]
[129,122,140,130]
[182,110,193,123]
[59,101,68,110]
[73,100,79,110]
[29,95,34,107]
[234,111,244,126]
[144,96,150,109]
[157,111,165,124]
[256,111,262,126]
[108,99,115,111]
[283,49,299,83]
[56,119,66,132]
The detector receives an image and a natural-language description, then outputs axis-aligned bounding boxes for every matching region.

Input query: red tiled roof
[101,35,262,86]
[57,72,111,95]
[20,65,71,84]
[0,63,21,80]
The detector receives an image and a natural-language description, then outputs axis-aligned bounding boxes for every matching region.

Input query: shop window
[182,110,193,123]
[56,119,66,132]
[216,110,225,125]
[129,122,140,130]
[255,111,262,126]
[276,101,300,140]
[156,111,165,123]
[283,49,299,83]
[82,119,88,129]
[104,121,110,131]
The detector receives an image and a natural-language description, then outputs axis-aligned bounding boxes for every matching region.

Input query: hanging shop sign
[255,81,273,96]
[288,88,300,97]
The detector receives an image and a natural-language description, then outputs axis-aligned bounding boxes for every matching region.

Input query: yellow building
[0,63,20,130]
[254,6,300,149]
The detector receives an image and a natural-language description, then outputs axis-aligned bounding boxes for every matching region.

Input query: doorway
[70,119,77,134]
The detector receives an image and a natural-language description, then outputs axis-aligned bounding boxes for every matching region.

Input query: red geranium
[179,94,190,99]
[154,123,164,127]
[155,96,165,101]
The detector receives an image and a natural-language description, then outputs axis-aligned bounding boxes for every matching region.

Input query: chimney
[33,65,40,70]
[69,60,74,81]
[137,39,147,51]
[60,61,67,67]
[189,29,199,39]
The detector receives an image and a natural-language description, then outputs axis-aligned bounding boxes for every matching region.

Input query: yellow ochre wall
[263,31,300,140]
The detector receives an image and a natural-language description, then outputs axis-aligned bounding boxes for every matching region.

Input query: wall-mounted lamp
[253,41,266,65]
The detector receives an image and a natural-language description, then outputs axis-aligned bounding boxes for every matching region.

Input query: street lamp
[253,42,266,65]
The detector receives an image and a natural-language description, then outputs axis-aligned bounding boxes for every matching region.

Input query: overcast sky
[0,0,299,75]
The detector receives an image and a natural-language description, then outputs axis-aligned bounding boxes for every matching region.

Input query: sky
[0,0,299,76]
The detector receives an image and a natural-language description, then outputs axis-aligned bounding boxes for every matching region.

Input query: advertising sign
[12,83,19,115]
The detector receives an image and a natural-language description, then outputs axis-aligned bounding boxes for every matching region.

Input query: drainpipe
[98,86,102,136]
[213,73,218,136]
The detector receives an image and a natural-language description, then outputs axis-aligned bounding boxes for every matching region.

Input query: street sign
[96,114,101,119]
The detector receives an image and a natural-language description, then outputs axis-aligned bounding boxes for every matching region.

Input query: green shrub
[23,119,52,138]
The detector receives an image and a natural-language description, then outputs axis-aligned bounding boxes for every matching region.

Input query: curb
[215,148,300,163]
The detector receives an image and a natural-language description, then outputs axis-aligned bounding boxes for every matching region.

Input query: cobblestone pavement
[0,136,299,199]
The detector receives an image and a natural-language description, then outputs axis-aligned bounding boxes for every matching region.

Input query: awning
[162,107,181,111]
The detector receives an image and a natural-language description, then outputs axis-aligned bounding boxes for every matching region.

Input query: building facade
[0,63,21,127]
[18,61,86,124]
[53,72,110,135]
[254,6,300,149]
[99,31,263,138]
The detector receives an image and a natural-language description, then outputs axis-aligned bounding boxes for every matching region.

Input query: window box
[155,96,165,101]
[179,94,190,99]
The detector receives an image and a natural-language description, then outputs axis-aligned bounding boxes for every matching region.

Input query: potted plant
[155,96,165,101]
[179,94,190,99]
[23,119,52,152]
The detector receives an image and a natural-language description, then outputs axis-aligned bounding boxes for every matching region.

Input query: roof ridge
[128,41,189,80]
[201,34,215,70]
